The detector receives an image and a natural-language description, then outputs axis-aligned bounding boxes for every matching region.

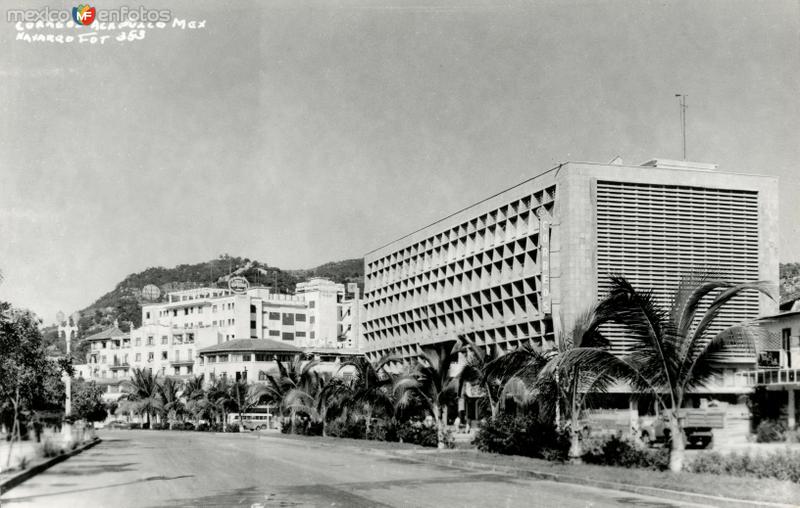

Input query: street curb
[407,453,795,508]
[0,438,101,495]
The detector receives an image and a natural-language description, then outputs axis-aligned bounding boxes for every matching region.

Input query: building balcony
[740,368,800,388]
[170,359,195,366]
[109,362,130,370]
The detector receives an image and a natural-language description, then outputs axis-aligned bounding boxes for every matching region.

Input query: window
[174,367,180,376]
[296,313,306,322]
[255,353,269,362]
[173,309,178,317]
[198,307,203,314]
[309,301,315,309]
[148,352,154,362]
[269,330,280,337]
[101,356,107,364]
[184,308,189,315]
[282,332,294,341]
[187,365,193,375]
[162,336,168,345]
[161,351,168,360]
[250,320,257,329]
[147,336,154,346]
[219,354,228,362]
[161,367,166,376]
[208,355,215,364]
[250,305,256,313]
[212,305,217,313]
[310,331,315,339]
[282,314,294,326]
[173,334,183,344]
[146,311,150,319]
[243,354,251,361]
[135,338,141,347]
[135,353,141,362]
[269,312,280,320]
[310,316,315,324]
[296,331,306,337]
[212,320,217,326]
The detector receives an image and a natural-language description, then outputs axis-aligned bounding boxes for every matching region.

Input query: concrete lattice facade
[363,159,778,366]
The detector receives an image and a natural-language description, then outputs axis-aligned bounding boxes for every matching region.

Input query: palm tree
[121,368,161,428]
[262,355,319,433]
[183,375,207,426]
[337,356,396,438]
[206,377,235,431]
[395,341,460,449]
[158,377,185,429]
[229,381,268,429]
[598,274,774,472]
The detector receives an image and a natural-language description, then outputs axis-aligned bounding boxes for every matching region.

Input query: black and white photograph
[1,1,798,506]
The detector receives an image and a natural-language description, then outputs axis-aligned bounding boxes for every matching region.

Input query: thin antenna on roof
[675,94,687,160]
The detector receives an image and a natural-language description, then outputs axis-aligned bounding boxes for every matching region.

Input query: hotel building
[78,278,363,393]
[362,158,778,387]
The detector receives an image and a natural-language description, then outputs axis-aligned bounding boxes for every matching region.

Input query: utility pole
[675,94,688,160]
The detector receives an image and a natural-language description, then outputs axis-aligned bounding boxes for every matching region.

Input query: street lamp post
[57,311,79,416]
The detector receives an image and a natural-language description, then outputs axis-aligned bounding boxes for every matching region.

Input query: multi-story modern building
[77,278,363,393]
[362,158,778,387]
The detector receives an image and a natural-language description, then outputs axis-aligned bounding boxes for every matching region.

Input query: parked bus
[228,406,276,431]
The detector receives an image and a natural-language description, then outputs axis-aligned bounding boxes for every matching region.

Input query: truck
[639,409,725,449]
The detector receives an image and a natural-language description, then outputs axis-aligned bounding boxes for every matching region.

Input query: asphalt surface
[0,430,712,508]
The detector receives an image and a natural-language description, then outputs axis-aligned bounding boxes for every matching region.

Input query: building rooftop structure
[198,338,302,355]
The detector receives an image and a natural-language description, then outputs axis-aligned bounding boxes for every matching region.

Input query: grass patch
[433,450,800,505]
[268,431,430,451]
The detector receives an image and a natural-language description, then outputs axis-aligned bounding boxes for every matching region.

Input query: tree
[157,377,185,429]
[395,341,460,449]
[121,368,161,428]
[262,355,319,434]
[598,274,773,472]
[206,377,235,431]
[336,356,396,438]
[229,381,268,429]
[183,375,207,425]
[0,302,68,466]
[71,380,108,423]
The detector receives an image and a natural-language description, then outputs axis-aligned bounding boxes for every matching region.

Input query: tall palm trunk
[669,415,686,472]
[568,370,582,463]
[433,402,445,449]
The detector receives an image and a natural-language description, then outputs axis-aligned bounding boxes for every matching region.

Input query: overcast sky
[1,0,798,323]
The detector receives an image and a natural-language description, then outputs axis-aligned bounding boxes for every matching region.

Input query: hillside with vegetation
[780,262,800,304]
[54,255,363,362]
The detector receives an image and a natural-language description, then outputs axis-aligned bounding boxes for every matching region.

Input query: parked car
[639,409,725,449]
[106,420,131,430]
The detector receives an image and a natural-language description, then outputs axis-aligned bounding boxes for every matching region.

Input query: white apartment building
[77,278,363,390]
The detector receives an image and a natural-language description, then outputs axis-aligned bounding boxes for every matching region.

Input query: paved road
[1,430,711,508]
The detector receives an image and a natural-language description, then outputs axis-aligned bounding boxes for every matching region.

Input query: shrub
[225,424,240,433]
[327,419,366,439]
[582,435,669,470]
[129,423,142,430]
[756,419,786,443]
[41,439,64,458]
[687,450,800,483]
[150,422,166,431]
[370,419,398,442]
[195,422,210,432]
[472,415,568,460]
[396,421,454,448]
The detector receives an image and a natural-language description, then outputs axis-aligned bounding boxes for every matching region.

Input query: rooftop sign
[228,276,250,294]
